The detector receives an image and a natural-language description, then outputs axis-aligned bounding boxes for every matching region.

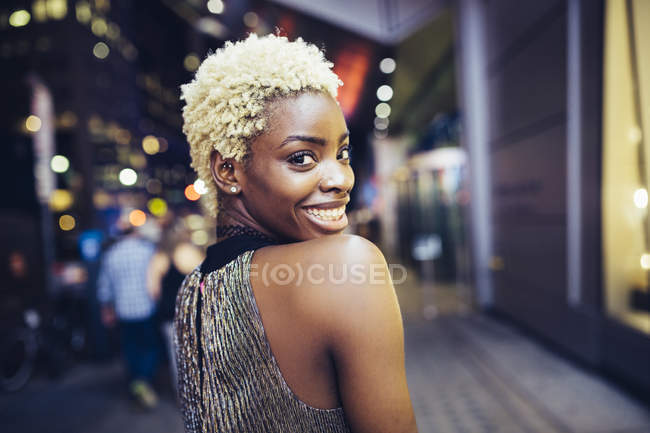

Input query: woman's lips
[302,205,348,231]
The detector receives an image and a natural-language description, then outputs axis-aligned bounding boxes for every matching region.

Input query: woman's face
[238,92,354,242]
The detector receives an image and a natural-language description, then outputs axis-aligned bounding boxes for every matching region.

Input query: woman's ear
[210,152,242,195]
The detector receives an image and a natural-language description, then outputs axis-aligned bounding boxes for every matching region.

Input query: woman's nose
[319,160,354,194]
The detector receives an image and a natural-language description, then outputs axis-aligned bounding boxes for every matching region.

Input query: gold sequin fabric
[174,250,351,433]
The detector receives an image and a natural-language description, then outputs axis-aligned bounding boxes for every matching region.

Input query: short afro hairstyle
[180,33,343,217]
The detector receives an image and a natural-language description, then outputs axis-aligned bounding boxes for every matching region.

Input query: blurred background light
[49,189,74,212]
[58,111,78,129]
[128,209,146,227]
[106,23,120,40]
[33,1,47,22]
[379,57,396,74]
[93,42,110,59]
[58,214,76,231]
[75,1,91,23]
[115,128,131,145]
[184,184,200,201]
[185,214,204,230]
[128,153,147,169]
[634,188,648,209]
[207,0,224,14]
[193,179,208,195]
[46,0,68,20]
[93,190,112,209]
[191,229,209,246]
[118,168,137,186]
[376,85,393,101]
[146,178,162,195]
[374,117,389,131]
[183,53,200,72]
[50,155,70,173]
[243,11,259,28]
[375,102,391,118]
[374,129,388,139]
[628,125,642,144]
[641,253,650,270]
[25,115,42,132]
[91,17,107,36]
[157,137,168,152]
[9,10,31,27]
[142,135,160,155]
[147,198,168,217]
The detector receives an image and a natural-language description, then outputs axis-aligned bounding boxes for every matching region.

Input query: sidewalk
[397,279,650,433]
[0,361,184,433]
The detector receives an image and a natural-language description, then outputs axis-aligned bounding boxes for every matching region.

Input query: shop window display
[602,0,650,333]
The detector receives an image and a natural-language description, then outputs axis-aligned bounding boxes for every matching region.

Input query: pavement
[1,279,649,433]
[397,279,650,433]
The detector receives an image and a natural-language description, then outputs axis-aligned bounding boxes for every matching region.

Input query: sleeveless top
[174,235,351,433]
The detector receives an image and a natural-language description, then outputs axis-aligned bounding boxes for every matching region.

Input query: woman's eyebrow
[279,131,350,148]
[279,135,326,147]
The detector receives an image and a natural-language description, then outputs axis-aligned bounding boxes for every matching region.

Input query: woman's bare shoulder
[255,234,385,267]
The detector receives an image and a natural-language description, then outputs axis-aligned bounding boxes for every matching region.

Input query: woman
[175,33,417,433]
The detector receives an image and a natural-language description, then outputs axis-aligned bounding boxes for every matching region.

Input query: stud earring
[230,186,238,193]
[222,162,232,169]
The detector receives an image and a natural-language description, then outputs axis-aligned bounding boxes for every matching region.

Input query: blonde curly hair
[180,33,343,217]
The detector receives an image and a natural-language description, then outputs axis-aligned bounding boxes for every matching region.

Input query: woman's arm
[322,236,418,433]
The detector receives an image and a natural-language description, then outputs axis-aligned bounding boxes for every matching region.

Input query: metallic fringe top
[174,250,351,433]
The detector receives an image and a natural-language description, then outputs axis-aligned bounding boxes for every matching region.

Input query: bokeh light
[191,230,209,246]
[185,214,204,230]
[146,178,163,195]
[375,103,391,118]
[147,198,168,217]
[75,2,91,23]
[93,42,110,59]
[128,209,147,227]
[379,57,396,74]
[9,10,31,27]
[184,53,200,72]
[243,11,259,27]
[634,188,648,209]
[49,189,74,212]
[207,0,224,14]
[641,254,650,270]
[193,179,209,195]
[47,0,68,19]
[184,184,201,201]
[376,85,393,101]
[628,126,642,144]
[91,17,107,36]
[142,135,160,155]
[374,117,389,131]
[25,115,42,132]
[59,214,76,231]
[119,168,137,186]
[51,155,70,173]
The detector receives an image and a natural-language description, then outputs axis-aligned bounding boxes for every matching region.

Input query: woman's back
[174,234,350,433]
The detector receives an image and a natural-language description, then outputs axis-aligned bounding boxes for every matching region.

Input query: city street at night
[2,0,650,432]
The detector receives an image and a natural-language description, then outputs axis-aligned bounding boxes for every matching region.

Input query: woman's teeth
[305,206,345,221]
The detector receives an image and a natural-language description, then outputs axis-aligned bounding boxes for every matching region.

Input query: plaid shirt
[97,236,156,320]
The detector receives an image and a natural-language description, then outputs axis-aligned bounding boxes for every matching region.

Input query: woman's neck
[216,210,278,242]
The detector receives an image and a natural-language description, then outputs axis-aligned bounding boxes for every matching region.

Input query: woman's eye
[288,151,316,166]
[338,146,351,161]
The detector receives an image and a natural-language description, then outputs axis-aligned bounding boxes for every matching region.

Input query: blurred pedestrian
[97,222,160,409]
[148,238,203,398]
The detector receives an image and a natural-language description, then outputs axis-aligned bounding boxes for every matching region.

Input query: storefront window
[602,0,650,334]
